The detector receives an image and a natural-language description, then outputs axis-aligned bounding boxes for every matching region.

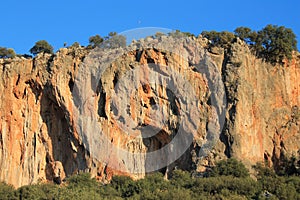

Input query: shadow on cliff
[141,130,195,177]
[141,87,195,177]
[40,82,87,182]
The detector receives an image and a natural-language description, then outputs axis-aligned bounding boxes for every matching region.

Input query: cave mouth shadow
[137,82,196,177]
[141,130,195,177]
[39,86,87,181]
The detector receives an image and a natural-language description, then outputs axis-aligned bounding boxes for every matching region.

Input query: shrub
[66,172,98,189]
[110,175,139,198]
[88,34,104,48]
[0,182,16,200]
[70,42,81,48]
[17,185,40,199]
[170,169,193,188]
[89,33,126,49]
[0,47,16,58]
[253,162,276,177]
[102,33,126,49]
[209,158,250,178]
[29,40,54,55]
[201,30,235,48]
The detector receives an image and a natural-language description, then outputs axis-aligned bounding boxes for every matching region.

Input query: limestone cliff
[0,37,299,187]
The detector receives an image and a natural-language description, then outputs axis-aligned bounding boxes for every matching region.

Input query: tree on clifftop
[0,47,16,58]
[88,34,104,48]
[201,30,235,48]
[29,40,54,56]
[234,26,257,45]
[257,24,297,64]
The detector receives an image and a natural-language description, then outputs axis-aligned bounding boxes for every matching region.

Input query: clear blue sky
[1,0,299,54]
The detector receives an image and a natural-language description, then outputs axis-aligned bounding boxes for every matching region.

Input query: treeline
[0,25,298,65]
[202,25,298,64]
[0,32,126,59]
[1,158,300,199]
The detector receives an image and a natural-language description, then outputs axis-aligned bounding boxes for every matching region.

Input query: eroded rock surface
[0,36,299,187]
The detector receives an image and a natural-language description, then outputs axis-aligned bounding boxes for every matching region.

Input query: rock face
[0,37,299,187]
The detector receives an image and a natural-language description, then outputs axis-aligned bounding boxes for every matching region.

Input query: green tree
[88,34,104,48]
[170,169,193,188]
[256,24,297,64]
[0,182,16,200]
[110,175,139,198]
[0,47,16,58]
[60,172,102,199]
[201,30,235,48]
[169,30,195,38]
[108,32,117,37]
[253,162,277,179]
[209,158,250,178]
[70,42,81,48]
[169,30,186,38]
[103,33,126,49]
[234,26,257,45]
[234,27,252,39]
[17,184,48,199]
[29,40,54,55]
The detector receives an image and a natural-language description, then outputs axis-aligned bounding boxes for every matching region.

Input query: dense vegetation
[0,158,299,199]
[201,24,297,64]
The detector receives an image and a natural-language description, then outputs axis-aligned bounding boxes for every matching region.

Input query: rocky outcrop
[0,36,299,187]
[221,39,300,170]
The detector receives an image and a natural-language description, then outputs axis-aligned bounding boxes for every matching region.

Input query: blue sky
[1,0,299,54]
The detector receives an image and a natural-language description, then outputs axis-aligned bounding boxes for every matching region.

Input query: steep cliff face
[0,37,299,187]
[0,48,87,187]
[221,40,300,170]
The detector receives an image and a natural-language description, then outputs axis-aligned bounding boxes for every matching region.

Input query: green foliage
[234,26,257,45]
[253,162,300,200]
[204,25,298,64]
[136,172,170,199]
[110,175,138,197]
[70,41,81,48]
[0,182,16,200]
[170,169,193,188]
[192,176,259,199]
[57,173,102,199]
[234,27,252,40]
[103,33,126,49]
[286,176,300,194]
[88,34,104,48]
[209,158,250,178]
[253,162,277,178]
[201,30,235,48]
[66,172,97,188]
[89,32,126,49]
[0,47,16,58]
[108,31,117,37]
[257,24,297,64]
[29,40,54,56]
[17,183,59,199]
[169,30,195,38]
[277,155,300,176]
[1,161,300,200]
